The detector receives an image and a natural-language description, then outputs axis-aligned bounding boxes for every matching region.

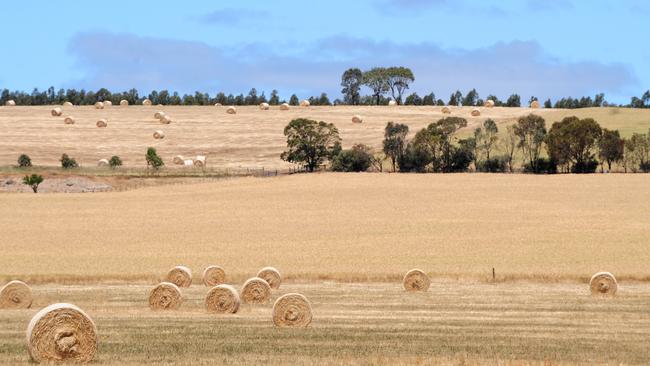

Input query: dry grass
[1,106,648,169]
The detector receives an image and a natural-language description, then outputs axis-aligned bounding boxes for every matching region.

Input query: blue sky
[0,0,647,103]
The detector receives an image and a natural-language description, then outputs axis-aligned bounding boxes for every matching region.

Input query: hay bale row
[240,277,271,304]
[0,280,32,309]
[203,265,226,287]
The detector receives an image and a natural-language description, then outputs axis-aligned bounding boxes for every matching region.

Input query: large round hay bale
[183,159,194,166]
[257,267,281,289]
[103,101,112,107]
[214,103,223,107]
[5,100,16,106]
[280,103,290,111]
[26,303,97,363]
[441,106,451,114]
[259,102,270,110]
[240,277,271,304]
[154,111,165,120]
[226,106,237,114]
[94,102,104,110]
[97,159,109,167]
[194,155,206,168]
[471,108,481,117]
[388,100,397,106]
[149,282,182,310]
[202,265,226,287]
[63,116,75,125]
[119,99,128,106]
[403,269,430,292]
[153,130,165,139]
[590,272,618,296]
[173,155,184,165]
[0,280,32,309]
[96,119,107,128]
[51,107,63,117]
[272,293,312,328]
[165,266,192,288]
[351,115,363,124]
[299,100,310,107]
[160,115,172,124]
[205,284,240,314]
[530,100,540,108]
[142,99,152,106]
[63,101,73,107]
[484,99,495,108]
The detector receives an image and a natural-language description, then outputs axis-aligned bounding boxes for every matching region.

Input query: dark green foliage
[145,148,164,169]
[476,156,509,173]
[397,143,432,173]
[385,66,414,105]
[506,94,521,107]
[545,116,602,172]
[22,174,44,193]
[17,154,32,167]
[331,144,373,172]
[281,118,341,172]
[571,159,599,173]
[598,129,624,171]
[289,94,299,106]
[523,158,557,174]
[341,68,363,105]
[109,155,123,168]
[60,154,78,169]
[514,114,546,172]
[383,122,409,172]
[363,67,390,105]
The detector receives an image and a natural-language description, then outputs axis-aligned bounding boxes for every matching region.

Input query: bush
[331,144,373,172]
[145,147,164,169]
[571,159,599,173]
[523,158,557,174]
[397,143,431,173]
[476,156,508,173]
[447,146,473,172]
[60,154,78,169]
[22,174,43,193]
[640,162,650,173]
[17,154,32,167]
[109,155,123,168]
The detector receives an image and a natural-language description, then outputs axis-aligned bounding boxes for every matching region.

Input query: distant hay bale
[202,265,226,287]
[63,116,75,125]
[299,100,310,107]
[5,100,16,106]
[173,155,184,165]
[257,267,281,289]
[153,130,165,139]
[51,107,62,117]
[272,293,312,328]
[194,155,206,168]
[259,102,270,110]
[96,119,107,128]
[154,111,166,120]
[94,102,104,110]
[471,108,481,117]
[484,100,495,108]
[441,106,451,114]
[148,282,182,310]
[590,272,618,296]
[26,303,97,363]
[226,106,237,114]
[530,100,540,108]
[63,101,73,107]
[403,269,430,292]
[240,277,271,304]
[103,101,112,107]
[205,284,240,314]
[165,266,192,288]
[214,103,223,107]
[120,99,128,106]
[388,100,397,106]
[143,99,152,106]
[280,103,290,110]
[351,115,363,123]
[0,280,32,309]
[183,159,194,166]
[97,159,109,167]
[160,115,172,124]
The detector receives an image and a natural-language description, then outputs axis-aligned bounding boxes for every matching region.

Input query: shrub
[448,145,473,172]
[145,147,164,169]
[571,159,599,173]
[640,162,650,173]
[331,144,373,172]
[60,154,78,169]
[523,158,557,174]
[22,174,43,193]
[17,154,32,167]
[109,155,123,168]
[476,156,508,173]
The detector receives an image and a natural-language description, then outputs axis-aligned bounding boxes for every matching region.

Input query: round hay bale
[103,101,112,107]
[154,111,166,120]
[0,280,32,309]
[165,266,192,288]
[97,159,109,167]
[119,99,128,106]
[153,130,165,140]
[96,119,107,128]
[530,100,540,108]
[590,272,618,296]
[259,102,270,110]
[160,115,172,124]
[240,277,271,304]
[484,99,495,108]
[194,155,206,168]
[441,106,451,114]
[471,108,481,117]
[63,101,73,107]
[403,269,430,292]
[5,100,16,106]
[94,102,104,110]
[173,155,184,165]
[63,116,75,125]
[183,159,194,166]
[202,265,226,287]
[299,100,310,107]
[280,103,290,110]
[26,303,97,363]
[272,293,312,328]
[257,267,281,289]
[205,284,240,314]
[388,100,397,106]
[214,103,223,107]
[148,282,182,310]
[142,99,152,106]
[51,107,63,117]
[226,106,237,114]
[351,115,363,123]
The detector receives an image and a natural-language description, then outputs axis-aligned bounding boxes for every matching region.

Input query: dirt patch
[0,177,112,193]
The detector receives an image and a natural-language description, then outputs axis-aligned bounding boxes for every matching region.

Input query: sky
[0,0,648,104]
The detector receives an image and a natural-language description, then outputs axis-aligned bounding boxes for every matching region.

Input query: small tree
[22,174,43,193]
[145,147,164,169]
[281,118,341,172]
[513,114,546,172]
[383,122,409,172]
[331,144,374,172]
[385,66,415,105]
[502,124,518,172]
[598,129,624,171]
[363,67,389,105]
[341,68,363,105]
[60,154,78,169]
[17,154,32,167]
[109,155,123,168]
[289,94,299,106]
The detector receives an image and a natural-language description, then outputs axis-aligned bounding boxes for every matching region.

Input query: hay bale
[257,267,281,289]
[194,155,206,168]
[153,130,165,139]
[143,99,152,106]
[299,100,310,107]
[26,303,97,363]
[403,269,430,292]
[94,102,104,110]
[97,159,109,167]
[471,108,481,117]
[272,293,312,328]
[202,265,226,287]
[484,100,495,108]
[590,272,618,296]
[388,100,397,106]
[51,107,63,117]
[165,266,192,287]
[205,284,240,314]
[259,102,270,110]
[173,155,184,165]
[183,159,194,166]
[64,116,75,125]
[0,280,32,309]
[96,119,107,128]
[441,106,451,114]
[226,106,237,114]
[103,101,112,107]
[154,111,166,120]
[120,99,128,106]
[214,103,223,107]
[148,282,182,310]
[240,277,271,304]
[351,115,363,123]
[160,115,172,124]
[63,101,73,107]
[530,100,540,108]
[5,100,16,106]
[280,103,290,110]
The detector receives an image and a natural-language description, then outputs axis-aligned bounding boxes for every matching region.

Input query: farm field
[1,105,649,169]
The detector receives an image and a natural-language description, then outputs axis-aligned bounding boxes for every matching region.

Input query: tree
[422,93,436,106]
[363,67,389,105]
[60,154,78,169]
[331,144,374,172]
[545,116,602,173]
[404,93,422,105]
[281,118,341,172]
[383,122,409,172]
[385,67,414,105]
[502,124,517,173]
[513,114,546,172]
[22,174,43,193]
[409,117,468,172]
[448,90,463,106]
[462,89,479,106]
[506,94,521,107]
[474,119,499,162]
[598,129,624,171]
[109,155,123,168]
[269,90,280,105]
[145,147,164,170]
[625,131,650,171]
[341,68,363,105]
[544,99,552,108]
[17,154,32,167]
[318,93,331,106]
[289,94,299,106]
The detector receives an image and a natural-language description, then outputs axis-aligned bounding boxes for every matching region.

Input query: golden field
[1,105,648,169]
